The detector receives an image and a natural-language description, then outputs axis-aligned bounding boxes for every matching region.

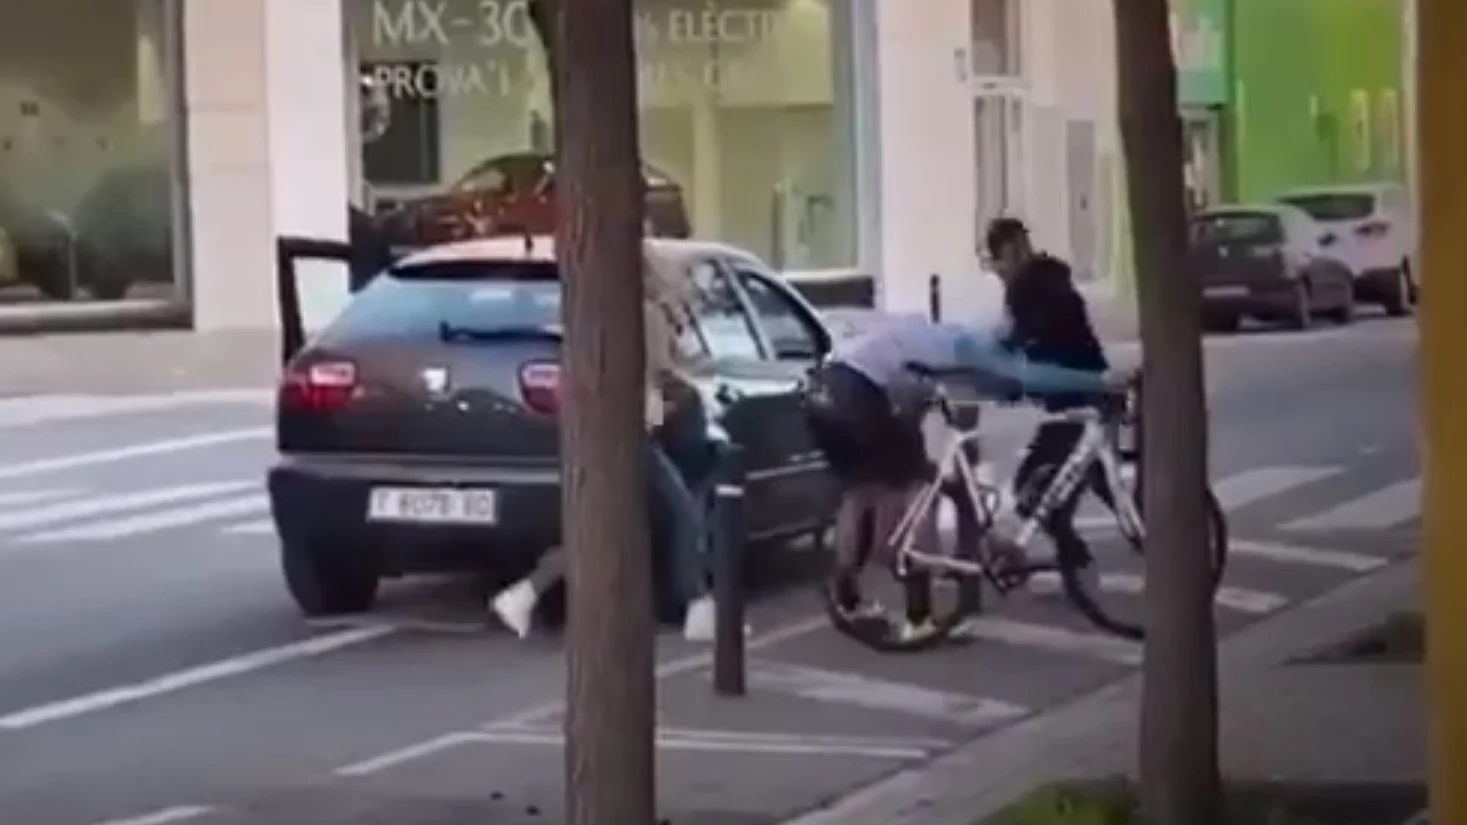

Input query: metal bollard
[928,273,942,322]
[712,445,746,697]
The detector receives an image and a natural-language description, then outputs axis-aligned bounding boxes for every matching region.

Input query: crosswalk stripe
[0,482,252,532]
[1228,539,1386,572]
[1212,465,1342,509]
[0,489,77,508]
[222,518,275,536]
[1076,464,1341,530]
[1028,571,1287,614]
[1282,477,1421,531]
[957,616,1142,664]
[19,494,269,543]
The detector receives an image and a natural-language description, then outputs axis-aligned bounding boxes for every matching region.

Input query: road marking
[749,660,1029,727]
[1228,539,1387,572]
[0,389,271,429]
[0,482,253,533]
[0,626,392,730]
[0,489,76,508]
[1212,465,1342,510]
[461,727,936,760]
[335,615,833,777]
[90,806,217,825]
[1028,571,1287,614]
[222,517,274,536]
[1282,477,1422,531]
[0,428,270,481]
[1076,464,1342,529]
[957,616,1142,665]
[20,494,268,543]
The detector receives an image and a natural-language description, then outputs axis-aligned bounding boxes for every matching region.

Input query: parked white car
[1276,184,1417,316]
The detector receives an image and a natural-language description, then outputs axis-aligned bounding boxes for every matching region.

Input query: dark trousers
[1012,421,1115,569]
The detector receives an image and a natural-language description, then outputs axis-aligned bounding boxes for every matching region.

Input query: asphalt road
[0,315,1419,825]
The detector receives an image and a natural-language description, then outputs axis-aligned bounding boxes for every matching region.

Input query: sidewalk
[0,329,280,395]
[785,557,1424,825]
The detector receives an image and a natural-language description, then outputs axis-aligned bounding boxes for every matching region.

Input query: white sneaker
[491,579,538,639]
[682,596,751,642]
[683,596,716,641]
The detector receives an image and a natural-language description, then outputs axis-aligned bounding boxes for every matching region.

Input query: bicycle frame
[887,397,1143,583]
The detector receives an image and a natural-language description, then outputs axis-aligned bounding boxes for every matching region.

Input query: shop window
[349,0,858,270]
[0,0,183,309]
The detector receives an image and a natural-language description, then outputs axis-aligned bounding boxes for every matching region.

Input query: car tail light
[279,359,359,412]
[1356,221,1390,238]
[519,361,561,415]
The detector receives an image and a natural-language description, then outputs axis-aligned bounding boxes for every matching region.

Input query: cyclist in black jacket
[985,217,1120,585]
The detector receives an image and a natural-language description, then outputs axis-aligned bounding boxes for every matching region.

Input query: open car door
[276,209,395,364]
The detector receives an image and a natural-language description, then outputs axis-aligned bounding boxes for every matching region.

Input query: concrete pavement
[0,314,1420,824]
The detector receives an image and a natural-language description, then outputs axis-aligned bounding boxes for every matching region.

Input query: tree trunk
[552,0,655,823]
[1111,1,1224,824]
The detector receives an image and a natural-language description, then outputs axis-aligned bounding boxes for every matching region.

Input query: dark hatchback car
[270,236,838,616]
[1190,205,1357,332]
[372,153,692,254]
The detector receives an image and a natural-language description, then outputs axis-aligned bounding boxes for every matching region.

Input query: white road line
[1028,571,1287,614]
[461,728,934,760]
[336,615,834,777]
[957,616,1142,665]
[1212,465,1342,510]
[0,626,393,730]
[221,517,274,536]
[0,483,253,533]
[1228,539,1387,572]
[0,489,77,508]
[90,806,217,825]
[1076,464,1343,530]
[20,494,269,543]
[0,428,270,481]
[749,660,1029,727]
[1283,477,1422,531]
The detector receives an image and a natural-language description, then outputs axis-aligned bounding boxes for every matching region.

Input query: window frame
[682,256,766,363]
[722,257,827,363]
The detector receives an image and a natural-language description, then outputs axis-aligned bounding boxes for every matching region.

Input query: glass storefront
[0,0,184,310]
[349,0,858,271]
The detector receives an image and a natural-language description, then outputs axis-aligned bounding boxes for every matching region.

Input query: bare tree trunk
[1111,1,1223,824]
[552,0,654,822]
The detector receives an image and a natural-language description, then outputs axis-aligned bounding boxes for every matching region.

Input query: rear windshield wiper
[438,321,562,343]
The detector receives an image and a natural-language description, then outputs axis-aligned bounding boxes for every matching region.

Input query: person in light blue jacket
[805,313,1132,639]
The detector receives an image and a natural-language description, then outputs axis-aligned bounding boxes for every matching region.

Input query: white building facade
[0,0,1131,335]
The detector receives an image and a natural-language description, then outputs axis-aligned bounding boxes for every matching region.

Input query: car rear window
[1278,194,1375,222]
[328,261,562,337]
[1192,213,1284,245]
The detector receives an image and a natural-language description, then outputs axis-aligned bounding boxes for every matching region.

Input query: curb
[777,558,1420,825]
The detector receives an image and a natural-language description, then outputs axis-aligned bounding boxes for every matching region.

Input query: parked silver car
[1276,183,1417,316]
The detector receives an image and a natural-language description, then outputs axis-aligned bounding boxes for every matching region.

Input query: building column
[183,0,350,332]
[1418,0,1467,821]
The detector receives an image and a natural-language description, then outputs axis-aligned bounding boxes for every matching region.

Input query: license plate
[367,487,498,525]
[1204,285,1248,298]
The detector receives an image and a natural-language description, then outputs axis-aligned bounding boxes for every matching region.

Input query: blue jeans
[648,440,710,610]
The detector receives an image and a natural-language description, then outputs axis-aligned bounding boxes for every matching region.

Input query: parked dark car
[372,153,692,254]
[1190,204,1357,332]
[270,236,837,616]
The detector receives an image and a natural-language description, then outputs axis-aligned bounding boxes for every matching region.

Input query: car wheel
[1329,281,1356,325]
[280,539,379,616]
[1289,281,1313,330]
[1384,265,1414,316]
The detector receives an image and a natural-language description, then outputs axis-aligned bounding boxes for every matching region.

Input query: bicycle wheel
[821,480,985,653]
[1063,483,1229,641]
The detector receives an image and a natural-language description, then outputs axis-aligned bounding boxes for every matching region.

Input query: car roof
[1278,183,1396,200]
[394,235,766,285]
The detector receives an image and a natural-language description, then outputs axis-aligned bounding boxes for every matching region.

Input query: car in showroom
[270,235,837,616]
[1276,183,1417,315]
[1190,204,1358,332]
[371,153,693,254]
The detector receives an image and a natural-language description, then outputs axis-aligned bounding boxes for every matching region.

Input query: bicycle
[820,363,1229,651]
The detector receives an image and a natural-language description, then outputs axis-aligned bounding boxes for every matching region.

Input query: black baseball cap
[984,217,1030,258]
